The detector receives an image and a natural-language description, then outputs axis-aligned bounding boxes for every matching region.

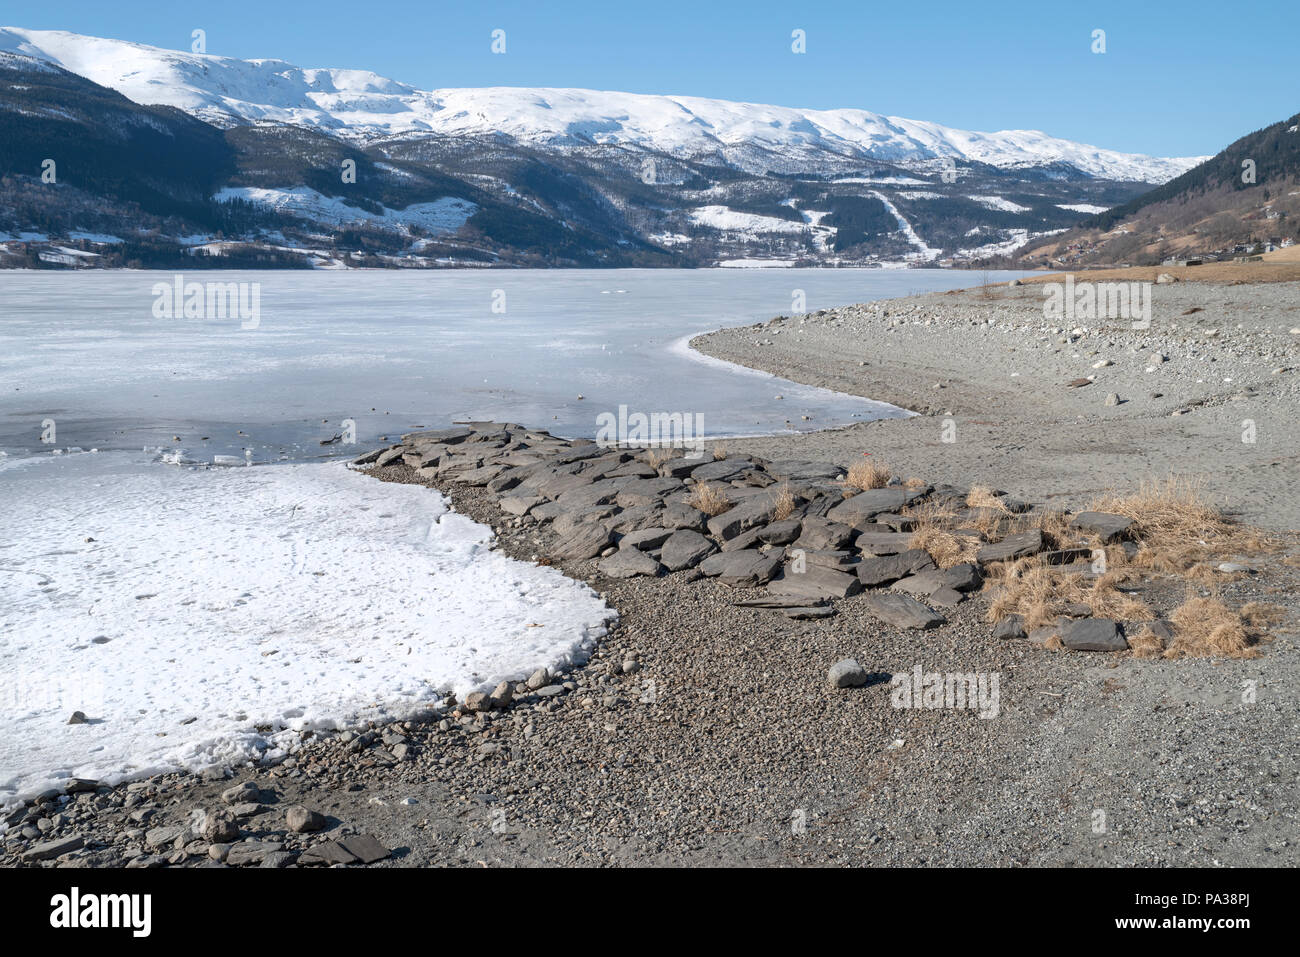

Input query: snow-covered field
[0,450,612,805]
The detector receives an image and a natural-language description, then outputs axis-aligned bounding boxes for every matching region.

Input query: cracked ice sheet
[0,451,612,806]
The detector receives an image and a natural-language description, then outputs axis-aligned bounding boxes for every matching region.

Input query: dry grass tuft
[1128,628,1166,659]
[711,444,728,461]
[771,482,796,521]
[646,448,674,469]
[687,482,732,517]
[903,476,928,489]
[910,526,981,569]
[1090,476,1230,545]
[1240,601,1287,629]
[966,485,1010,512]
[846,457,891,491]
[1165,594,1257,659]
[984,562,1148,630]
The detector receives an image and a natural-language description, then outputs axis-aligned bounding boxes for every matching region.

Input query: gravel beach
[5,278,1297,869]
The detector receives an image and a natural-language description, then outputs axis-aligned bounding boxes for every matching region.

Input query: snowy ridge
[0,26,1205,183]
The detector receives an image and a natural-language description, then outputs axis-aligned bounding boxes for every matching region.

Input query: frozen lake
[0,268,1027,460]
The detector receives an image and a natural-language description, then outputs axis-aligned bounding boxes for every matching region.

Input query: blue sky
[10,0,1297,157]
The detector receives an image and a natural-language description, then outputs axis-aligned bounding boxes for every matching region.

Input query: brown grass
[976,476,1289,661]
[687,482,732,516]
[1089,476,1229,545]
[646,448,674,469]
[966,485,1009,512]
[711,444,728,461]
[984,562,1149,630]
[1165,594,1257,659]
[910,526,982,569]
[771,482,796,521]
[846,457,891,491]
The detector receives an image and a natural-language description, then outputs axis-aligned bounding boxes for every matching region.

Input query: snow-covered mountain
[0,26,1204,183]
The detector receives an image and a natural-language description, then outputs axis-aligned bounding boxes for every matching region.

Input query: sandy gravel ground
[695,281,1300,533]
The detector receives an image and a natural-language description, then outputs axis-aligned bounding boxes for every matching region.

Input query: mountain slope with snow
[0,26,1205,183]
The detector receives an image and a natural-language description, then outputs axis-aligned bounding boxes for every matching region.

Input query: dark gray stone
[619,527,674,550]
[976,529,1044,563]
[1060,618,1128,652]
[1069,511,1134,543]
[828,659,868,688]
[826,486,928,527]
[793,517,854,551]
[767,564,862,600]
[993,614,1027,640]
[706,495,781,540]
[661,501,708,531]
[862,593,946,630]
[660,529,718,571]
[600,547,661,578]
[856,549,936,587]
[698,550,781,587]
[550,524,614,561]
[286,805,326,833]
[21,835,83,861]
[854,529,919,555]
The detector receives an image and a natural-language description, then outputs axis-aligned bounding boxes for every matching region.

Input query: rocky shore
[4,279,1297,868]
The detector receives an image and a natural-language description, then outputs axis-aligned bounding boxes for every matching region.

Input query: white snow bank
[0,452,612,806]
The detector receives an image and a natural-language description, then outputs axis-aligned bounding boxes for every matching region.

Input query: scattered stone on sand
[828,659,869,688]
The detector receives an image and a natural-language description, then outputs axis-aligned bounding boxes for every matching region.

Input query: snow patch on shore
[0,452,612,806]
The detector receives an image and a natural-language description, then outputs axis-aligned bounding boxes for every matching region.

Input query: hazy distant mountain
[0,27,1211,269]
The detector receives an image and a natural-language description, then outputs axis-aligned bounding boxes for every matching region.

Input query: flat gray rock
[698,549,781,586]
[793,517,854,551]
[826,486,928,527]
[605,503,666,533]
[768,564,863,600]
[993,614,1027,640]
[977,529,1044,563]
[862,593,946,630]
[854,529,918,555]
[1069,511,1134,543]
[226,841,283,867]
[706,495,781,540]
[21,835,83,861]
[733,595,826,609]
[600,547,661,578]
[757,517,803,545]
[550,523,613,561]
[783,605,837,620]
[660,529,717,571]
[1060,618,1128,652]
[499,495,542,516]
[892,563,981,596]
[619,527,674,550]
[856,549,936,587]
[402,427,472,445]
[374,446,406,467]
[765,459,844,482]
[690,460,753,483]
[661,501,708,531]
